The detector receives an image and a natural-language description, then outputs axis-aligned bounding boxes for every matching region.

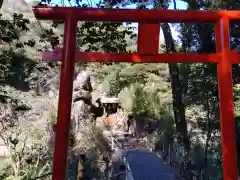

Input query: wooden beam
[33,7,240,22]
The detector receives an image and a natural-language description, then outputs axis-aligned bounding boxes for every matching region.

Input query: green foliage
[119,67,172,120]
[77,22,131,53]
[101,70,121,96]
[234,84,240,116]
[0,96,52,179]
[177,0,240,178]
[0,13,37,101]
[76,15,136,69]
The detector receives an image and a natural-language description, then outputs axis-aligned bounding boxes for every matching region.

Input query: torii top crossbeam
[32,6,240,180]
[34,7,240,22]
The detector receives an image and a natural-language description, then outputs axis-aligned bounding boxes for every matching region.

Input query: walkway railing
[108,133,136,180]
[110,135,123,151]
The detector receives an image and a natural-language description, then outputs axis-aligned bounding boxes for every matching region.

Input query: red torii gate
[32,7,240,180]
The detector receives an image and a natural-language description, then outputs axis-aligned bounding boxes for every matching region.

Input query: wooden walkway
[125,149,175,180]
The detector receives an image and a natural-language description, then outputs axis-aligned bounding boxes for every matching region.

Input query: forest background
[0,0,240,179]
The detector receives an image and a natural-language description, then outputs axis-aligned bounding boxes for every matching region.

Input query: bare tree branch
[0,0,3,9]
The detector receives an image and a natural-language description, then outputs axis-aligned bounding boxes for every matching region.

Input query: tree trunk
[153,2,190,150]
[0,0,3,9]
[204,99,212,179]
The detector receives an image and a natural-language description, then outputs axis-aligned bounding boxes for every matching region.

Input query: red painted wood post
[215,16,238,180]
[52,14,77,180]
[137,22,160,56]
[137,22,160,55]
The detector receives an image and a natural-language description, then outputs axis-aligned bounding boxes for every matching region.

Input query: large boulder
[71,71,95,139]
[73,71,92,92]
[1,0,32,15]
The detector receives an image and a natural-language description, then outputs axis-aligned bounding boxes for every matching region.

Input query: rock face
[1,0,32,15]
[71,71,94,139]
[37,69,161,155]
[0,0,64,59]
